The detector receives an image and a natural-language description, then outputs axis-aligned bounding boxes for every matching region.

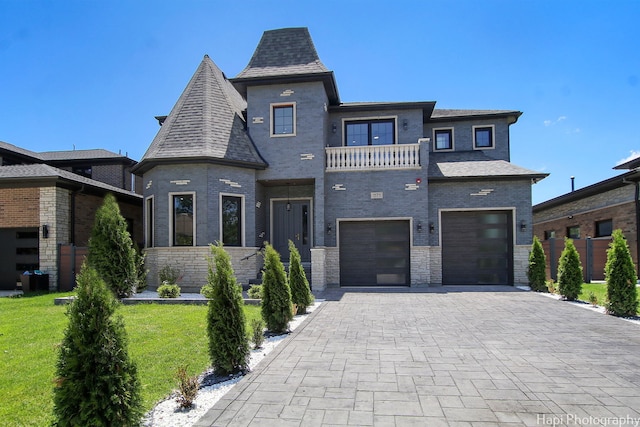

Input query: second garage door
[339,220,410,286]
[441,211,513,285]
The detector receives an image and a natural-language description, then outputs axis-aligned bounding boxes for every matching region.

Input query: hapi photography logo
[538,414,640,426]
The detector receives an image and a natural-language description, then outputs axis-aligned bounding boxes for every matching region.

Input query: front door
[272,200,311,262]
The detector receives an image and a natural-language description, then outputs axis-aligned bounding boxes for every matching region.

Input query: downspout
[623,178,640,277]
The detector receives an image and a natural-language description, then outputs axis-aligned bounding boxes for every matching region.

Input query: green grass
[0,293,261,427]
[577,283,640,314]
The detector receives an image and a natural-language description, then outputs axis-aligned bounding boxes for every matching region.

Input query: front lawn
[0,292,261,427]
[577,283,640,314]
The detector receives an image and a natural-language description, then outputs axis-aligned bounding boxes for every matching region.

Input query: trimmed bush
[247,284,263,299]
[87,193,137,298]
[250,318,265,349]
[288,240,314,314]
[134,245,148,293]
[557,238,583,301]
[605,229,638,317]
[206,242,249,375]
[261,243,293,334]
[52,265,142,426]
[174,365,199,409]
[158,264,181,285]
[527,236,548,292]
[157,283,181,298]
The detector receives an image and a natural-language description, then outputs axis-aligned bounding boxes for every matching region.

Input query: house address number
[370,192,383,199]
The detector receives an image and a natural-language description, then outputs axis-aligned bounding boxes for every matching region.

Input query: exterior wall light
[520,220,527,232]
[429,222,435,233]
[403,119,408,131]
[327,223,332,234]
[332,123,337,133]
[42,224,49,239]
[417,221,422,232]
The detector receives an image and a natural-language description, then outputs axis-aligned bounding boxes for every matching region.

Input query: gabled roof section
[231,27,340,105]
[429,151,547,182]
[0,141,134,165]
[134,55,267,174]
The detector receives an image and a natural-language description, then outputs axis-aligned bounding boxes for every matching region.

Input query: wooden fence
[542,237,611,283]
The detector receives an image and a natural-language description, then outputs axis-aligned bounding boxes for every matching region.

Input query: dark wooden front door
[272,200,311,262]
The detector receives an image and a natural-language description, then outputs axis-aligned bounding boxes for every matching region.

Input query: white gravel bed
[142,300,322,427]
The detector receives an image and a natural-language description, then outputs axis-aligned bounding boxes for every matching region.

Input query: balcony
[325,143,421,172]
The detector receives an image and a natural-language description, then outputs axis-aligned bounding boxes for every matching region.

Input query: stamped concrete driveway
[195,287,640,426]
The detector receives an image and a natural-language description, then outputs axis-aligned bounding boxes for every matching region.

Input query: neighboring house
[533,158,640,281]
[133,27,546,291]
[0,141,143,290]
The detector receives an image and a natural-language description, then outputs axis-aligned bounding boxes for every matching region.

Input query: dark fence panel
[58,244,88,291]
[542,237,611,283]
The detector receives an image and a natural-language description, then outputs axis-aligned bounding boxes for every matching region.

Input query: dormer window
[345,118,395,146]
[271,102,296,137]
[72,165,92,178]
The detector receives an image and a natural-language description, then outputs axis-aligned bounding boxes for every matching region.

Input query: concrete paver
[194,286,640,426]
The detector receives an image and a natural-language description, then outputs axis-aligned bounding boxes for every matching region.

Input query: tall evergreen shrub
[288,240,313,314]
[53,265,142,427]
[206,242,249,375]
[87,193,137,298]
[557,238,583,301]
[605,229,638,316]
[527,236,548,292]
[261,243,293,334]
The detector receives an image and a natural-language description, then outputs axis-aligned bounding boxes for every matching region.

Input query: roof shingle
[136,55,266,172]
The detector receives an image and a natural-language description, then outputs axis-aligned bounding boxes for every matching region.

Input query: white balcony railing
[325,143,421,171]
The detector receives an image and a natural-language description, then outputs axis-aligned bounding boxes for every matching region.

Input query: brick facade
[0,188,39,228]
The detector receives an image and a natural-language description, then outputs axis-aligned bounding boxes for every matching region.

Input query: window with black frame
[172,194,194,246]
[222,195,242,246]
[345,119,395,146]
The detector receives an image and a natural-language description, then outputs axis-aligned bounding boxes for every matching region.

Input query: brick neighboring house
[0,141,143,290]
[133,27,547,291]
[533,158,640,281]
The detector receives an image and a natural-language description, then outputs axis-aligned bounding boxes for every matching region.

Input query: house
[133,27,546,291]
[0,141,143,290]
[533,158,640,281]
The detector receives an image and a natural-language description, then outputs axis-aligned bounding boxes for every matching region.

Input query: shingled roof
[430,109,522,124]
[134,55,266,174]
[231,28,340,105]
[428,151,547,182]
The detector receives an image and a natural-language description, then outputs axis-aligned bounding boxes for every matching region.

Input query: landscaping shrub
[261,243,293,334]
[557,238,583,301]
[174,365,199,409]
[605,229,639,317]
[288,240,314,314]
[87,193,138,298]
[134,245,148,293]
[157,283,181,298]
[158,263,182,285]
[247,284,263,299]
[250,318,265,349]
[52,265,142,426]
[527,236,548,292]
[206,242,249,375]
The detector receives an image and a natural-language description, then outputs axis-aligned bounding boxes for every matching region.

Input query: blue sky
[1,0,638,204]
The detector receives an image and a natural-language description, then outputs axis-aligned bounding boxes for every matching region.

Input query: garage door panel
[442,211,513,285]
[340,220,410,286]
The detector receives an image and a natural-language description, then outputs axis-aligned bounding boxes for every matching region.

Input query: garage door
[0,228,39,290]
[441,211,513,285]
[339,220,410,286]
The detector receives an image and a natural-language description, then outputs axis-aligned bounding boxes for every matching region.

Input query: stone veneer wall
[410,246,430,286]
[513,244,529,286]
[145,246,261,292]
[39,187,70,290]
[429,246,443,285]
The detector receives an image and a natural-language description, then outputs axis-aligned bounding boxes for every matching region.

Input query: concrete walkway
[195,286,640,426]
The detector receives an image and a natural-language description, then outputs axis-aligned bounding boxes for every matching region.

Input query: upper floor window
[221,195,243,246]
[544,230,556,240]
[271,103,296,136]
[473,125,494,149]
[345,119,395,146]
[171,193,195,246]
[434,128,454,151]
[72,165,92,178]
[595,219,613,237]
[567,225,580,239]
